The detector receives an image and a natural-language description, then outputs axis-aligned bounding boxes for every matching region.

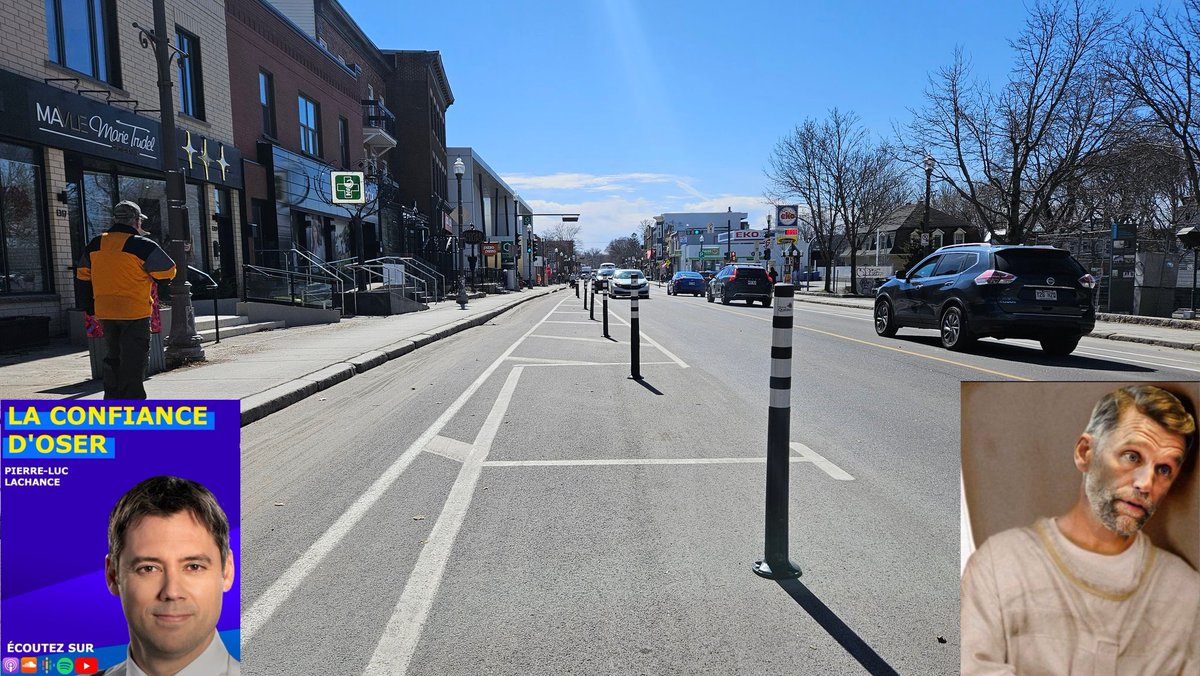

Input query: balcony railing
[362,100,396,138]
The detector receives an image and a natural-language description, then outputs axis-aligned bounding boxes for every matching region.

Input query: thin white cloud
[503,171,680,193]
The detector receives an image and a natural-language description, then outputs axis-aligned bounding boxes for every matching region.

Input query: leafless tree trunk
[766,117,842,291]
[904,0,1126,244]
[837,141,910,293]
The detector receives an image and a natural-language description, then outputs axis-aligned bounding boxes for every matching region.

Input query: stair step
[196,320,285,343]
[193,314,251,331]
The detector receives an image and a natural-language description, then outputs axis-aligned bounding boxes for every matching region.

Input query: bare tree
[904,0,1127,244]
[605,233,642,265]
[767,117,842,291]
[837,140,910,293]
[1107,0,1200,211]
[542,221,582,247]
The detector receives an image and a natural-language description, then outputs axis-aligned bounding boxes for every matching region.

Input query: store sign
[482,242,499,256]
[0,68,242,188]
[331,172,365,203]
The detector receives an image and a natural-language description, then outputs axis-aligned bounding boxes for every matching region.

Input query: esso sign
[777,206,798,227]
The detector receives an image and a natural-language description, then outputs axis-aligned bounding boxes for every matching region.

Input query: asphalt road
[240,288,1199,675]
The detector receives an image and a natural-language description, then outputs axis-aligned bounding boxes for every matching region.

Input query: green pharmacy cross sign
[331,171,366,204]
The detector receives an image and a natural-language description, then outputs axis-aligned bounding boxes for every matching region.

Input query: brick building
[226,0,366,267]
[0,0,244,339]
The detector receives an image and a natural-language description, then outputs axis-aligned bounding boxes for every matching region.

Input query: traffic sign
[331,172,365,204]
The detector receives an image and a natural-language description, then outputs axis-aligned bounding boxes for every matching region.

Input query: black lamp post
[1178,225,1200,312]
[726,206,733,263]
[922,154,935,256]
[138,0,204,367]
[453,156,467,308]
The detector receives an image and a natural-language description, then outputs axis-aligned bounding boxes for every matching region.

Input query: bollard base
[752,558,802,580]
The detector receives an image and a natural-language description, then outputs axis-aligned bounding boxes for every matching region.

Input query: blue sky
[342,0,1151,250]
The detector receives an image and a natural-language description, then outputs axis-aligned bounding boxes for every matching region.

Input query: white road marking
[790,442,855,480]
[605,309,689,368]
[543,320,594,324]
[516,361,676,368]
[529,334,628,344]
[423,435,473,463]
[364,366,525,674]
[484,456,832,467]
[241,296,569,645]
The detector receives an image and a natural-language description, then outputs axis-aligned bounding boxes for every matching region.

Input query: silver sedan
[608,269,649,299]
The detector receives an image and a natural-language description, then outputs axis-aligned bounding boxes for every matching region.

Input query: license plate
[747,280,757,286]
[1035,289,1057,301]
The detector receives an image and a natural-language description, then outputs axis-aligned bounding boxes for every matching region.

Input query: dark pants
[100,318,151,399]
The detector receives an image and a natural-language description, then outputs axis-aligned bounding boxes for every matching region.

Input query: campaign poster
[1,400,240,673]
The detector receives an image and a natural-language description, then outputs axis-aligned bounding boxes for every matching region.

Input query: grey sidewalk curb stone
[792,293,1200,351]
[238,288,561,426]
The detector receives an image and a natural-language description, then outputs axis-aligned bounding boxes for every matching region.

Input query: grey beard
[1085,471,1154,537]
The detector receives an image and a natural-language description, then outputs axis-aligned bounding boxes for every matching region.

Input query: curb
[237,287,562,426]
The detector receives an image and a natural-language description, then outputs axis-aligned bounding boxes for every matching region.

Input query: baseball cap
[112,200,147,223]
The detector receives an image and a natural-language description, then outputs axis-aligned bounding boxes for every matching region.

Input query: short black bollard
[583,280,589,310]
[575,280,580,299]
[629,295,641,380]
[602,288,609,337]
[753,283,801,580]
[590,283,596,321]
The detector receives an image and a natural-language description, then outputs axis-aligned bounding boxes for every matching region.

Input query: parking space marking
[529,334,631,344]
[485,457,827,467]
[704,304,1030,381]
[790,442,854,480]
[242,296,570,644]
[424,434,473,463]
[604,308,690,368]
[366,366,525,674]
[516,361,676,368]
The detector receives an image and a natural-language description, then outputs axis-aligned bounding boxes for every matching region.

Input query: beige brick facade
[0,0,243,339]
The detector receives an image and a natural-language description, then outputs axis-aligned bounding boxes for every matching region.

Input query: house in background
[853,203,980,272]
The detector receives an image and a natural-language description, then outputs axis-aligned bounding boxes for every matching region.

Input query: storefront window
[186,183,206,270]
[0,142,49,294]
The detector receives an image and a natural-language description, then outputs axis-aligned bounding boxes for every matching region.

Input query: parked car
[707,264,772,306]
[608,269,649,299]
[667,271,706,296]
[872,243,1096,355]
[593,267,617,291]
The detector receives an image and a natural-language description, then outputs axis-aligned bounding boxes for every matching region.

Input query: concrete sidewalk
[789,289,1200,351]
[0,286,566,423]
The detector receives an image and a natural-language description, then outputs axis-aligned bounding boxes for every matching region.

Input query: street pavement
[1,284,1197,418]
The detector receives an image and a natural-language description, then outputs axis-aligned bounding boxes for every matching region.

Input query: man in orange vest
[76,201,176,399]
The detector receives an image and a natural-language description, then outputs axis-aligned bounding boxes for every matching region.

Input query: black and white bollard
[753,283,801,580]
[589,282,596,321]
[602,287,610,337]
[583,280,589,309]
[629,295,642,380]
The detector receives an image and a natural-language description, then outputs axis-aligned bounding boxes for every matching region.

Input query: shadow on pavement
[887,335,1154,373]
[632,379,663,395]
[39,380,104,398]
[776,578,900,676]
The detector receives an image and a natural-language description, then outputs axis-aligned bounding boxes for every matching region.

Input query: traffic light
[533,236,541,256]
[730,252,737,262]
[689,228,704,235]
[514,232,522,253]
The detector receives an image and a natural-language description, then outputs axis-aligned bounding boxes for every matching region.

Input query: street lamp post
[140,0,204,367]
[922,154,934,258]
[454,156,468,308]
[726,206,732,263]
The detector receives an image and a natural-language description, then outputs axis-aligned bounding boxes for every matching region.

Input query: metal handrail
[187,266,221,343]
[366,256,446,302]
[242,264,344,312]
[346,261,431,306]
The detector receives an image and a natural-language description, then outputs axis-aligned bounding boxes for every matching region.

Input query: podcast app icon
[2,657,17,674]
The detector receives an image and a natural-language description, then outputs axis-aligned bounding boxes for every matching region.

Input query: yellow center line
[706,304,1031,381]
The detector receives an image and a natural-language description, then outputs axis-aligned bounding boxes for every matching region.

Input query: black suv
[873,244,1096,355]
[707,264,772,306]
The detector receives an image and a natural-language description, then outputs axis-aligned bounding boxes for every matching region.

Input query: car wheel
[940,305,974,351]
[874,299,898,337]
[721,290,730,305]
[762,298,771,308]
[1040,336,1081,356]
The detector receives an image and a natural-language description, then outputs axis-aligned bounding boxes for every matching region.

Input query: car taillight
[728,269,737,281]
[973,269,1016,285]
[1078,274,1097,289]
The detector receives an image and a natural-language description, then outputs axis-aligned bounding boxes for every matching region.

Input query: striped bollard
[753,283,801,580]
[629,295,641,380]
[583,279,589,309]
[602,287,610,337]
[590,282,596,320]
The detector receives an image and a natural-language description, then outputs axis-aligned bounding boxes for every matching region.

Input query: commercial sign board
[482,242,499,256]
[331,172,365,204]
[0,68,242,188]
